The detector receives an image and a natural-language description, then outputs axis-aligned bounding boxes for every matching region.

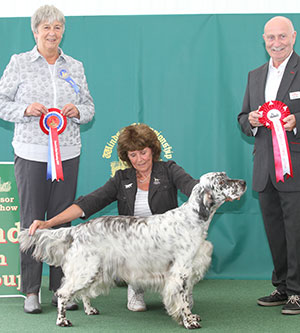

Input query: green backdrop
[1,13,297,279]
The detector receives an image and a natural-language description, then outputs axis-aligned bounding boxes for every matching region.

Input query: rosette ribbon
[259,100,293,182]
[40,108,67,182]
[59,69,79,94]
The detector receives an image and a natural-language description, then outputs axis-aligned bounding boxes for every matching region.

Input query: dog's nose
[241,180,247,189]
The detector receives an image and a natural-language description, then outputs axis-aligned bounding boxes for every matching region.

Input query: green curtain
[2,13,298,278]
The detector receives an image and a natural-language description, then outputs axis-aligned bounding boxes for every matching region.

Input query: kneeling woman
[29,123,198,311]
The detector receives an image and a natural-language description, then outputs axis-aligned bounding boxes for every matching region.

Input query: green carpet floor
[1,279,299,332]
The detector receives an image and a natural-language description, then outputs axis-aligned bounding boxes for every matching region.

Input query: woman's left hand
[61,103,80,119]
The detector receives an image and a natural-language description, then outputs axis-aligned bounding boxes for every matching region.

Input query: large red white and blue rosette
[259,100,293,183]
[40,108,67,182]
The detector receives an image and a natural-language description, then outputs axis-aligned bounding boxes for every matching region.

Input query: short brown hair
[117,123,161,167]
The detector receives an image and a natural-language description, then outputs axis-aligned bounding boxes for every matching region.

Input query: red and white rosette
[259,100,293,183]
[40,108,67,182]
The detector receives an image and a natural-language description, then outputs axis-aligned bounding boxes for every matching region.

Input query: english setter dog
[19,172,246,329]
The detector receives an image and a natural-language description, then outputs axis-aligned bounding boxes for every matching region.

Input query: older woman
[29,123,198,312]
[0,5,94,313]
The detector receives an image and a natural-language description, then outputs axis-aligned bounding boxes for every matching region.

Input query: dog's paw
[190,314,201,322]
[184,321,201,329]
[86,307,100,315]
[183,314,201,329]
[56,318,73,327]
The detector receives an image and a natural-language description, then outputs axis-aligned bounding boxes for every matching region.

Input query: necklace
[138,173,151,183]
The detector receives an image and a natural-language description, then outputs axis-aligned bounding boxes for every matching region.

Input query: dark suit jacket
[238,51,300,192]
[74,160,198,218]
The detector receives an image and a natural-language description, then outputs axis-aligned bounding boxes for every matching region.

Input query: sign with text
[0,162,23,297]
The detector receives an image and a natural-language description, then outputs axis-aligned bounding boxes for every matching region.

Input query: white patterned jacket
[0,46,95,161]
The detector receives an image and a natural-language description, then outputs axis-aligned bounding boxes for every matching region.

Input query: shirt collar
[29,45,66,63]
[268,51,293,72]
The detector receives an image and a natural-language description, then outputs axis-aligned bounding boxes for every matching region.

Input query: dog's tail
[18,228,74,267]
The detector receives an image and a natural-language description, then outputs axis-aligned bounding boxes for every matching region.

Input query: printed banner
[0,162,23,298]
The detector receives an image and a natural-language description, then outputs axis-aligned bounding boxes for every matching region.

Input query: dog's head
[199,172,246,203]
[189,172,246,222]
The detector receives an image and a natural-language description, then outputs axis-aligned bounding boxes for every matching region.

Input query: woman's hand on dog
[28,204,84,235]
[29,220,50,235]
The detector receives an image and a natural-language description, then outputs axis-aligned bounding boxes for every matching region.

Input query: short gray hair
[31,5,65,33]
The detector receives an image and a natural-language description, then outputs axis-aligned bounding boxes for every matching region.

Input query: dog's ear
[198,188,215,221]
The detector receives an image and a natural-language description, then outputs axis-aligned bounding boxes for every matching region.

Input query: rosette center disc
[40,108,67,135]
[267,109,282,121]
[47,115,61,129]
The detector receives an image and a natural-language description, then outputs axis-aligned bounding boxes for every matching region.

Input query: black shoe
[51,294,78,311]
[282,295,300,315]
[257,289,288,306]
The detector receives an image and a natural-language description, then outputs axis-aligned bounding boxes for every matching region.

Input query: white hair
[31,5,65,34]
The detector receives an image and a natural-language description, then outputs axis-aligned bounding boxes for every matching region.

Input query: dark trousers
[258,178,300,295]
[15,155,79,294]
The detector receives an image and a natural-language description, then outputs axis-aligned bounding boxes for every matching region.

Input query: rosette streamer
[40,108,67,182]
[259,101,293,182]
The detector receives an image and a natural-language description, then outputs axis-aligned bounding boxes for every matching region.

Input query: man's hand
[283,114,296,131]
[248,110,263,127]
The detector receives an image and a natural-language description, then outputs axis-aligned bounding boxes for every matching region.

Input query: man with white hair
[238,16,300,315]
